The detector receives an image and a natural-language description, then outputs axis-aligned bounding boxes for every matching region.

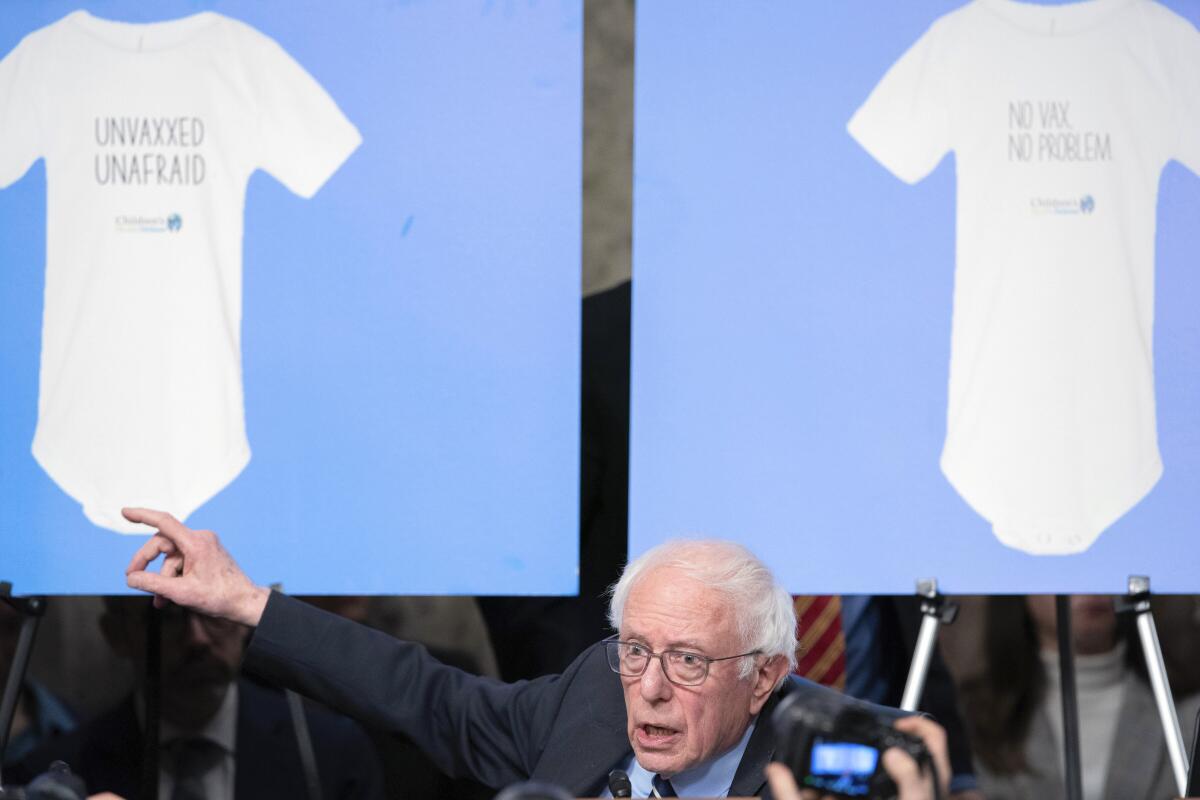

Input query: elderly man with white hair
[121,507,946,799]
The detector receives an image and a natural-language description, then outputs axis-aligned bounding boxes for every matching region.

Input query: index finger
[122,507,193,544]
[125,532,178,576]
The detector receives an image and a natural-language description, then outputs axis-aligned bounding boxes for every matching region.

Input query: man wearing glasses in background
[13,596,384,800]
[122,507,946,798]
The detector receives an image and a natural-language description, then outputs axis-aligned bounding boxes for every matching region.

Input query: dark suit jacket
[16,677,383,800]
[245,592,800,797]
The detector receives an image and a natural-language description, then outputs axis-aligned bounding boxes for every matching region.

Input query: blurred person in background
[15,597,383,800]
[960,595,1200,800]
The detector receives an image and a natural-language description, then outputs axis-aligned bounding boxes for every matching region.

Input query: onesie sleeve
[0,34,45,189]
[847,20,953,185]
[242,27,362,199]
[1163,11,1200,176]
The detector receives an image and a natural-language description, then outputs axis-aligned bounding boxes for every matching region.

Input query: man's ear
[749,654,791,715]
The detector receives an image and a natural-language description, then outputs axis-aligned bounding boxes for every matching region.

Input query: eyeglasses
[603,636,760,687]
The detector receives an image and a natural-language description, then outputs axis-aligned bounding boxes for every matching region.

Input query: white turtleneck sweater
[1039,642,1128,800]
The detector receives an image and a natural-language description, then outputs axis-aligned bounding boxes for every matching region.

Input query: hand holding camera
[767,715,950,800]
[770,679,952,800]
[768,714,945,800]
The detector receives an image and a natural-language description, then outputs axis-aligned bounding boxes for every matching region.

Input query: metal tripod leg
[1119,576,1187,796]
[900,578,958,712]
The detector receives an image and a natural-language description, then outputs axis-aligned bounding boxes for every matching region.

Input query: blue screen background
[630,1,1200,594]
[0,0,582,595]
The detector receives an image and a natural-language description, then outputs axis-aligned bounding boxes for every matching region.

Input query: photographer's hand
[889,716,951,800]
[765,716,952,800]
[765,761,817,800]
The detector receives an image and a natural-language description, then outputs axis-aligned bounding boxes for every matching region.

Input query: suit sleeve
[306,704,387,800]
[243,591,571,789]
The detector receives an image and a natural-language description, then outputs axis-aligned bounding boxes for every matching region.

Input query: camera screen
[803,738,880,797]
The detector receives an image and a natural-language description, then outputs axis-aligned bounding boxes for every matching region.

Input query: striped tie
[793,595,846,691]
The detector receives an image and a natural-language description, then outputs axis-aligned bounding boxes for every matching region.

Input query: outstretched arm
[123,507,269,626]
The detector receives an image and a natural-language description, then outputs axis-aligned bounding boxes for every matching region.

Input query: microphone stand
[141,603,162,800]
[1055,596,1083,800]
[0,582,47,788]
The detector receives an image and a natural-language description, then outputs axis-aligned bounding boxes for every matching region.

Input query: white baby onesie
[848,0,1200,554]
[0,11,361,533]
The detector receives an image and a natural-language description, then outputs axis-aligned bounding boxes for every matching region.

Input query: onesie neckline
[65,10,221,54]
[978,0,1137,37]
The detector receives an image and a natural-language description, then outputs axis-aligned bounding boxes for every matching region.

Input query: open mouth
[635,723,680,748]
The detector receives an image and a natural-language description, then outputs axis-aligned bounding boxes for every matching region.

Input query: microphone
[607,769,632,798]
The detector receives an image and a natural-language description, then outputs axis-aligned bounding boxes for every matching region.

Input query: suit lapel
[573,719,636,797]
[535,680,632,797]
[728,691,785,797]
[724,710,782,796]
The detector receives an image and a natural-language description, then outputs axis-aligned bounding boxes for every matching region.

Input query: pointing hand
[123,507,269,627]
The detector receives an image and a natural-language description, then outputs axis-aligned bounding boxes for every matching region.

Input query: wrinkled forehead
[621,565,740,649]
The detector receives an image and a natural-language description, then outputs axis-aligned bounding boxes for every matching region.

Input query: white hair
[607,539,798,680]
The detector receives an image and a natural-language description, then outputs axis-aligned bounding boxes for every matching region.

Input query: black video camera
[771,680,930,800]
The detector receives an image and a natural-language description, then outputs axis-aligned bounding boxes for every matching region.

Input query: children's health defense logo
[115,213,184,233]
[1030,195,1096,216]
